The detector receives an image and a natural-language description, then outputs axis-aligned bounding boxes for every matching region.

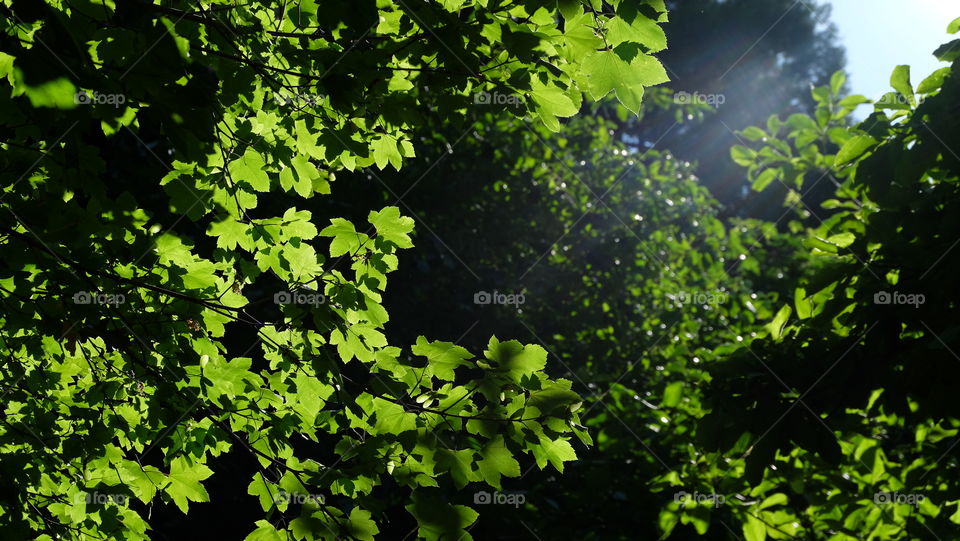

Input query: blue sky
[828,0,957,108]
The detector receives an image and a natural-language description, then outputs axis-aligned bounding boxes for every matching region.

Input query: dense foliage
[0,1,672,538]
[2,1,960,540]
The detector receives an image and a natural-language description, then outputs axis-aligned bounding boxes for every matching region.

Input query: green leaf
[528,385,583,415]
[344,508,379,541]
[183,260,218,290]
[606,12,667,52]
[759,493,788,510]
[730,145,757,167]
[205,356,255,403]
[563,15,603,57]
[830,70,846,95]
[934,40,960,62]
[765,305,791,340]
[477,436,520,490]
[320,218,368,257]
[435,448,479,489]
[530,79,580,127]
[281,208,319,241]
[581,50,668,114]
[281,240,321,279]
[229,149,272,192]
[889,65,915,107]
[244,520,286,541]
[369,396,418,434]
[752,168,779,191]
[826,232,855,248]
[411,336,472,381]
[557,0,582,22]
[165,457,214,514]
[662,381,684,408]
[794,287,812,320]
[247,473,277,512]
[532,435,577,472]
[368,206,415,249]
[835,135,877,166]
[917,67,952,94]
[405,490,479,541]
[22,77,79,109]
[949,17,960,34]
[372,134,403,171]
[483,337,548,383]
[290,155,321,197]
[743,514,766,541]
[838,95,871,108]
[740,126,767,141]
[119,462,166,504]
[209,218,252,251]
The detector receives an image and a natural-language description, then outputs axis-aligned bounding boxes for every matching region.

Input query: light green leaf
[229,149,271,192]
[835,135,877,166]
[165,457,214,514]
[344,508,379,541]
[477,436,520,489]
[662,381,683,408]
[368,206,415,249]
[371,134,403,171]
[205,356,255,402]
[320,218,368,257]
[830,71,846,95]
[581,50,668,114]
[528,385,582,415]
[765,305,791,340]
[21,76,78,109]
[532,435,577,472]
[209,218,252,251]
[889,65,915,106]
[405,490,478,541]
[917,67,951,94]
[794,287,812,320]
[530,79,580,127]
[606,14,667,52]
[949,17,960,34]
[743,514,767,541]
[435,448,479,489]
[369,396,418,434]
[244,520,287,541]
[411,336,472,381]
[731,145,757,167]
[483,337,548,383]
